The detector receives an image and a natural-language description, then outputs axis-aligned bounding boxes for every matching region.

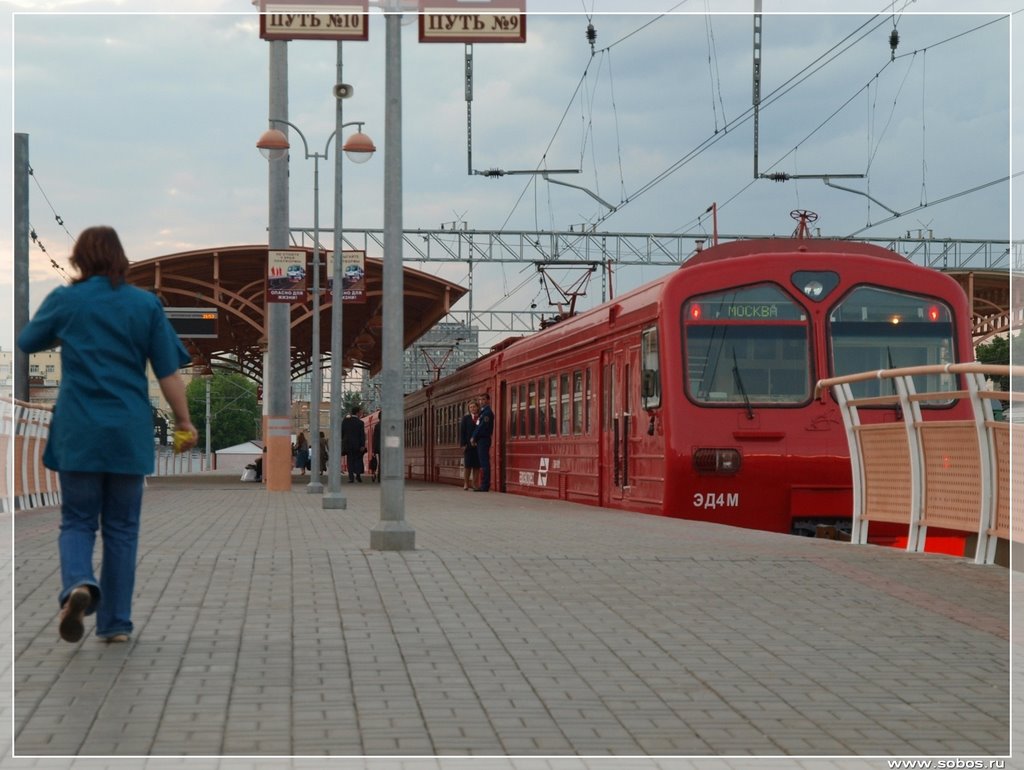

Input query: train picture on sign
[394,223,974,554]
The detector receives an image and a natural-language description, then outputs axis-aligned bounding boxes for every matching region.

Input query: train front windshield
[684,284,811,405]
[829,286,956,399]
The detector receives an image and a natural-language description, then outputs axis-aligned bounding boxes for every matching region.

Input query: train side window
[585,368,592,434]
[537,378,546,437]
[515,384,523,436]
[641,326,661,410]
[572,370,584,435]
[528,380,537,437]
[560,374,570,435]
[549,376,558,435]
[510,385,519,437]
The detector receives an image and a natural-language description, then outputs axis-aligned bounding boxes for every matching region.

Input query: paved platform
[8,472,1013,762]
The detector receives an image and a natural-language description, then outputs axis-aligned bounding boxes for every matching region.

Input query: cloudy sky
[3,0,1018,356]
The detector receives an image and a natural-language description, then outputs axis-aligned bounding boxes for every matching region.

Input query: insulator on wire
[586,23,596,52]
[889,28,899,60]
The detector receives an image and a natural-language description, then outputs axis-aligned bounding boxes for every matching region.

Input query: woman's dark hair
[70,226,129,286]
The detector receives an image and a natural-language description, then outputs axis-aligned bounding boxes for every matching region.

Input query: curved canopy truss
[127,244,467,384]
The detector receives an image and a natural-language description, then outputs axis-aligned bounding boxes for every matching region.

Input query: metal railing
[817,364,1021,564]
[4,397,209,513]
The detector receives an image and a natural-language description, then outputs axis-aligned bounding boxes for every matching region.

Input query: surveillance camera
[333,83,353,99]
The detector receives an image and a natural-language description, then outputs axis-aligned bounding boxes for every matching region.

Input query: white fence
[4,397,209,512]
[817,363,1021,565]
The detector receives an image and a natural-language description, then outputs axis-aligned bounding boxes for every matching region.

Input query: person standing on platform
[294,432,309,476]
[341,406,366,482]
[370,411,382,482]
[471,392,494,492]
[17,225,198,644]
[459,399,480,490]
[318,431,328,477]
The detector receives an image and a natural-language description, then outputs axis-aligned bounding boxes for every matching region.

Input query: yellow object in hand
[172,430,193,454]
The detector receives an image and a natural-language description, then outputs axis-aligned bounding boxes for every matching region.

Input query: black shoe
[59,586,91,643]
[356,476,362,482]
[348,478,354,483]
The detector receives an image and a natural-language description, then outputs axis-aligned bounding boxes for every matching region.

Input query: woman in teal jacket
[18,226,197,644]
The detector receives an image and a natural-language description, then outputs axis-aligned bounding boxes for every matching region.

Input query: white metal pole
[325,40,348,510]
[265,39,293,491]
[371,9,414,550]
[205,376,212,471]
[308,154,323,494]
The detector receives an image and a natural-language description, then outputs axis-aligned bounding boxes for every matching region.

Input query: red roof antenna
[791,209,818,239]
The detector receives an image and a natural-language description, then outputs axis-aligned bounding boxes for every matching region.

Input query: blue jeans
[58,471,144,638]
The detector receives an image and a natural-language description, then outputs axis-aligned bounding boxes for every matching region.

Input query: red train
[392,226,974,552]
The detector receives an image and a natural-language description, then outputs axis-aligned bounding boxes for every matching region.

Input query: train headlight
[802,280,824,298]
[791,271,839,303]
[693,448,742,474]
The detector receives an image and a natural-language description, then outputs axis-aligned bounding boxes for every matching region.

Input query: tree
[186,371,261,452]
[975,335,1010,391]
[341,390,364,415]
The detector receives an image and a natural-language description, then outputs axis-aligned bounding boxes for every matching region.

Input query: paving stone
[10,473,1011,759]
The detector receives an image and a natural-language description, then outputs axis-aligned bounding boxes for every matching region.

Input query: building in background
[365,321,479,407]
[2,348,171,412]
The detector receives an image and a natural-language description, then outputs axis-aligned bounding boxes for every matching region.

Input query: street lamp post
[325,45,378,510]
[257,118,375,496]
[204,374,212,470]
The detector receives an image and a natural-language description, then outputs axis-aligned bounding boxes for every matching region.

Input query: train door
[498,380,507,493]
[600,345,630,506]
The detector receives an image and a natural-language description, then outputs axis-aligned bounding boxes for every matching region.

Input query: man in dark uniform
[340,406,366,482]
[470,392,494,492]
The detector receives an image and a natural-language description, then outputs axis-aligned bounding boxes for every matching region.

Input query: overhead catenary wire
[492,11,887,313]
[490,9,1008,316]
[845,173,1021,238]
[703,1,728,133]
[662,13,1007,236]
[27,164,77,281]
[612,14,890,217]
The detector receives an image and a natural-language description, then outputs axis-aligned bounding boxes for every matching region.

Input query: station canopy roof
[126,244,467,383]
[942,269,1017,343]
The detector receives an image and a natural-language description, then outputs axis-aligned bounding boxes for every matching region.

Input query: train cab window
[684,284,810,405]
[830,287,957,401]
[641,327,661,410]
